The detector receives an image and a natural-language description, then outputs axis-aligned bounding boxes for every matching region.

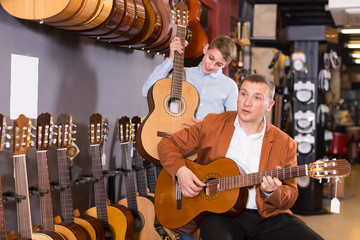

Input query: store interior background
[0,0,360,239]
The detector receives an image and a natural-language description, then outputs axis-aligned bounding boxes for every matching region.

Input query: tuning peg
[6,133,11,139]
[72,138,77,141]
[5,141,10,148]
[71,130,77,135]
[7,125,13,130]
[72,123,77,128]
[30,141,35,147]
[52,138,57,144]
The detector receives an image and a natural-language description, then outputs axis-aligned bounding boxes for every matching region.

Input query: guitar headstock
[36,113,54,151]
[131,116,141,142]
[118,116,131,144]
[174,1,188,27]
[89,113,107,145]
[309,159,351,179]
[12,114,32,155]
[0,114,7,153]
[56,113,73,148]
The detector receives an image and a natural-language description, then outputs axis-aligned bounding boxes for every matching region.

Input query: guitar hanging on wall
[136,1,199,165]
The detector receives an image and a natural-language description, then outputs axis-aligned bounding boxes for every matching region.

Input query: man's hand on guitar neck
[176,166,205,197]
[260,166,282,194]
[182,117,202,126]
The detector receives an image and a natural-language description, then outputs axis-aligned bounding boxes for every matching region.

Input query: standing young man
[157,74,323,240]
[142,35,238,125]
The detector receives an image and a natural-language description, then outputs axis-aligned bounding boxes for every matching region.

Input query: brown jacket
[158,111,298,218]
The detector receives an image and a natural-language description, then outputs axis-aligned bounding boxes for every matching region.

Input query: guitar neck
[217,165,308,192]
[36,150,56,231]
[121,144,138,213]
[90,144,109,227]
[57,148,75,223]
[132,145,148,197]
[0,177,8,240]
[171,23,186,99]
[145,162,157,194]
[13,155,33,239]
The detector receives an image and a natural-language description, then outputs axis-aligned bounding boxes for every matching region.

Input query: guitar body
[0,0,71,20]
[85,205,133,240]
[118,196,162,240]
[155,158,247,231]
[137,78,199,165]
[54,222,89,240]
[74,215,105,240]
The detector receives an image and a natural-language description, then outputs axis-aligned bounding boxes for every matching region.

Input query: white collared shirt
[226,115,266,209]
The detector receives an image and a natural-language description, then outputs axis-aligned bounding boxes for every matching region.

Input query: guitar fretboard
[37,150,56,231]
[57,148,75,223]
[13,155,33,239]
[213,165,308,192]
[90,144,110,228]
[121,144,138,213]
[133,145,148,197]
[171,23,187,100]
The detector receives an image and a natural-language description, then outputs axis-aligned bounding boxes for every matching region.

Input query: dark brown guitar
[155,158,351,233]
[55,113,104,240]
[136,1,199,165]
[84,113,134,240]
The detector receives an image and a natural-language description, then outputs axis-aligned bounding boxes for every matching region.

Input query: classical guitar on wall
[84,113,134,240]
[155,158,351,233]
[55,113,104,240]
[136,1,199,165]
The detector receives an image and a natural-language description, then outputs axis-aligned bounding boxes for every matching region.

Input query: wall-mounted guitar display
[294,81,315,104]
[0,0,208,55]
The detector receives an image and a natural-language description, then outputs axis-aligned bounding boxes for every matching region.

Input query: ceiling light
[341,29,360,34]
[354,59,360,64]
[352,53,360,58]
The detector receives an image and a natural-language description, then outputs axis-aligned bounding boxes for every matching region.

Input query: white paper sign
[10,54,39,119]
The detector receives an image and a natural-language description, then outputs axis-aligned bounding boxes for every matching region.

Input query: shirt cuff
[263,191,273,198]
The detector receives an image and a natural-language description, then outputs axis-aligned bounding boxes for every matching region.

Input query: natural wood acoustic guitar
[117,116,165,240]
[136,1,199,165]
[0,114,8,240]
[11,114,65,239]
[55,113,104,240]
[84,113,134,240]
[155,158,351,233]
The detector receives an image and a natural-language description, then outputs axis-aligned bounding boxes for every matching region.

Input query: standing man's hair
[209,35,237,63]
[240,74,276,101]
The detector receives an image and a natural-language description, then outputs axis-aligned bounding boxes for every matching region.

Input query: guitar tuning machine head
[52,138,57,144]
[5,141,11,149]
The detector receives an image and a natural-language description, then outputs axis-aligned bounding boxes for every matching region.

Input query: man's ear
[202,43,209,54]
[267,100,275,112]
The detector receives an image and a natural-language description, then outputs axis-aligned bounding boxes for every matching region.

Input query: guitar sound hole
[132,211,145,232]
[168,97,183,114]
[164,95,187,117]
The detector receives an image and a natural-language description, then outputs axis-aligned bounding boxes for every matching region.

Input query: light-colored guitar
[117,116,163,240]
[136,2,199,165]
[84,113,134,240]
[155,158,351,233]
[12,114,64,239]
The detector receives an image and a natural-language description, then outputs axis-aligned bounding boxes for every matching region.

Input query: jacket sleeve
[142,58,174,97]
[157,120,203,180]
[259,137,299,211]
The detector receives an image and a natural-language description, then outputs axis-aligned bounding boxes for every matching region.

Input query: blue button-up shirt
[142,58,238,120]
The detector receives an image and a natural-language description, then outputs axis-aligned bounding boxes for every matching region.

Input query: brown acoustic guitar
[84,113,134,240]
[55,113,104,240]
[155,158,351,233]
[136,1,199,165]
[184,0,208,59]
[11,114,65,239]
